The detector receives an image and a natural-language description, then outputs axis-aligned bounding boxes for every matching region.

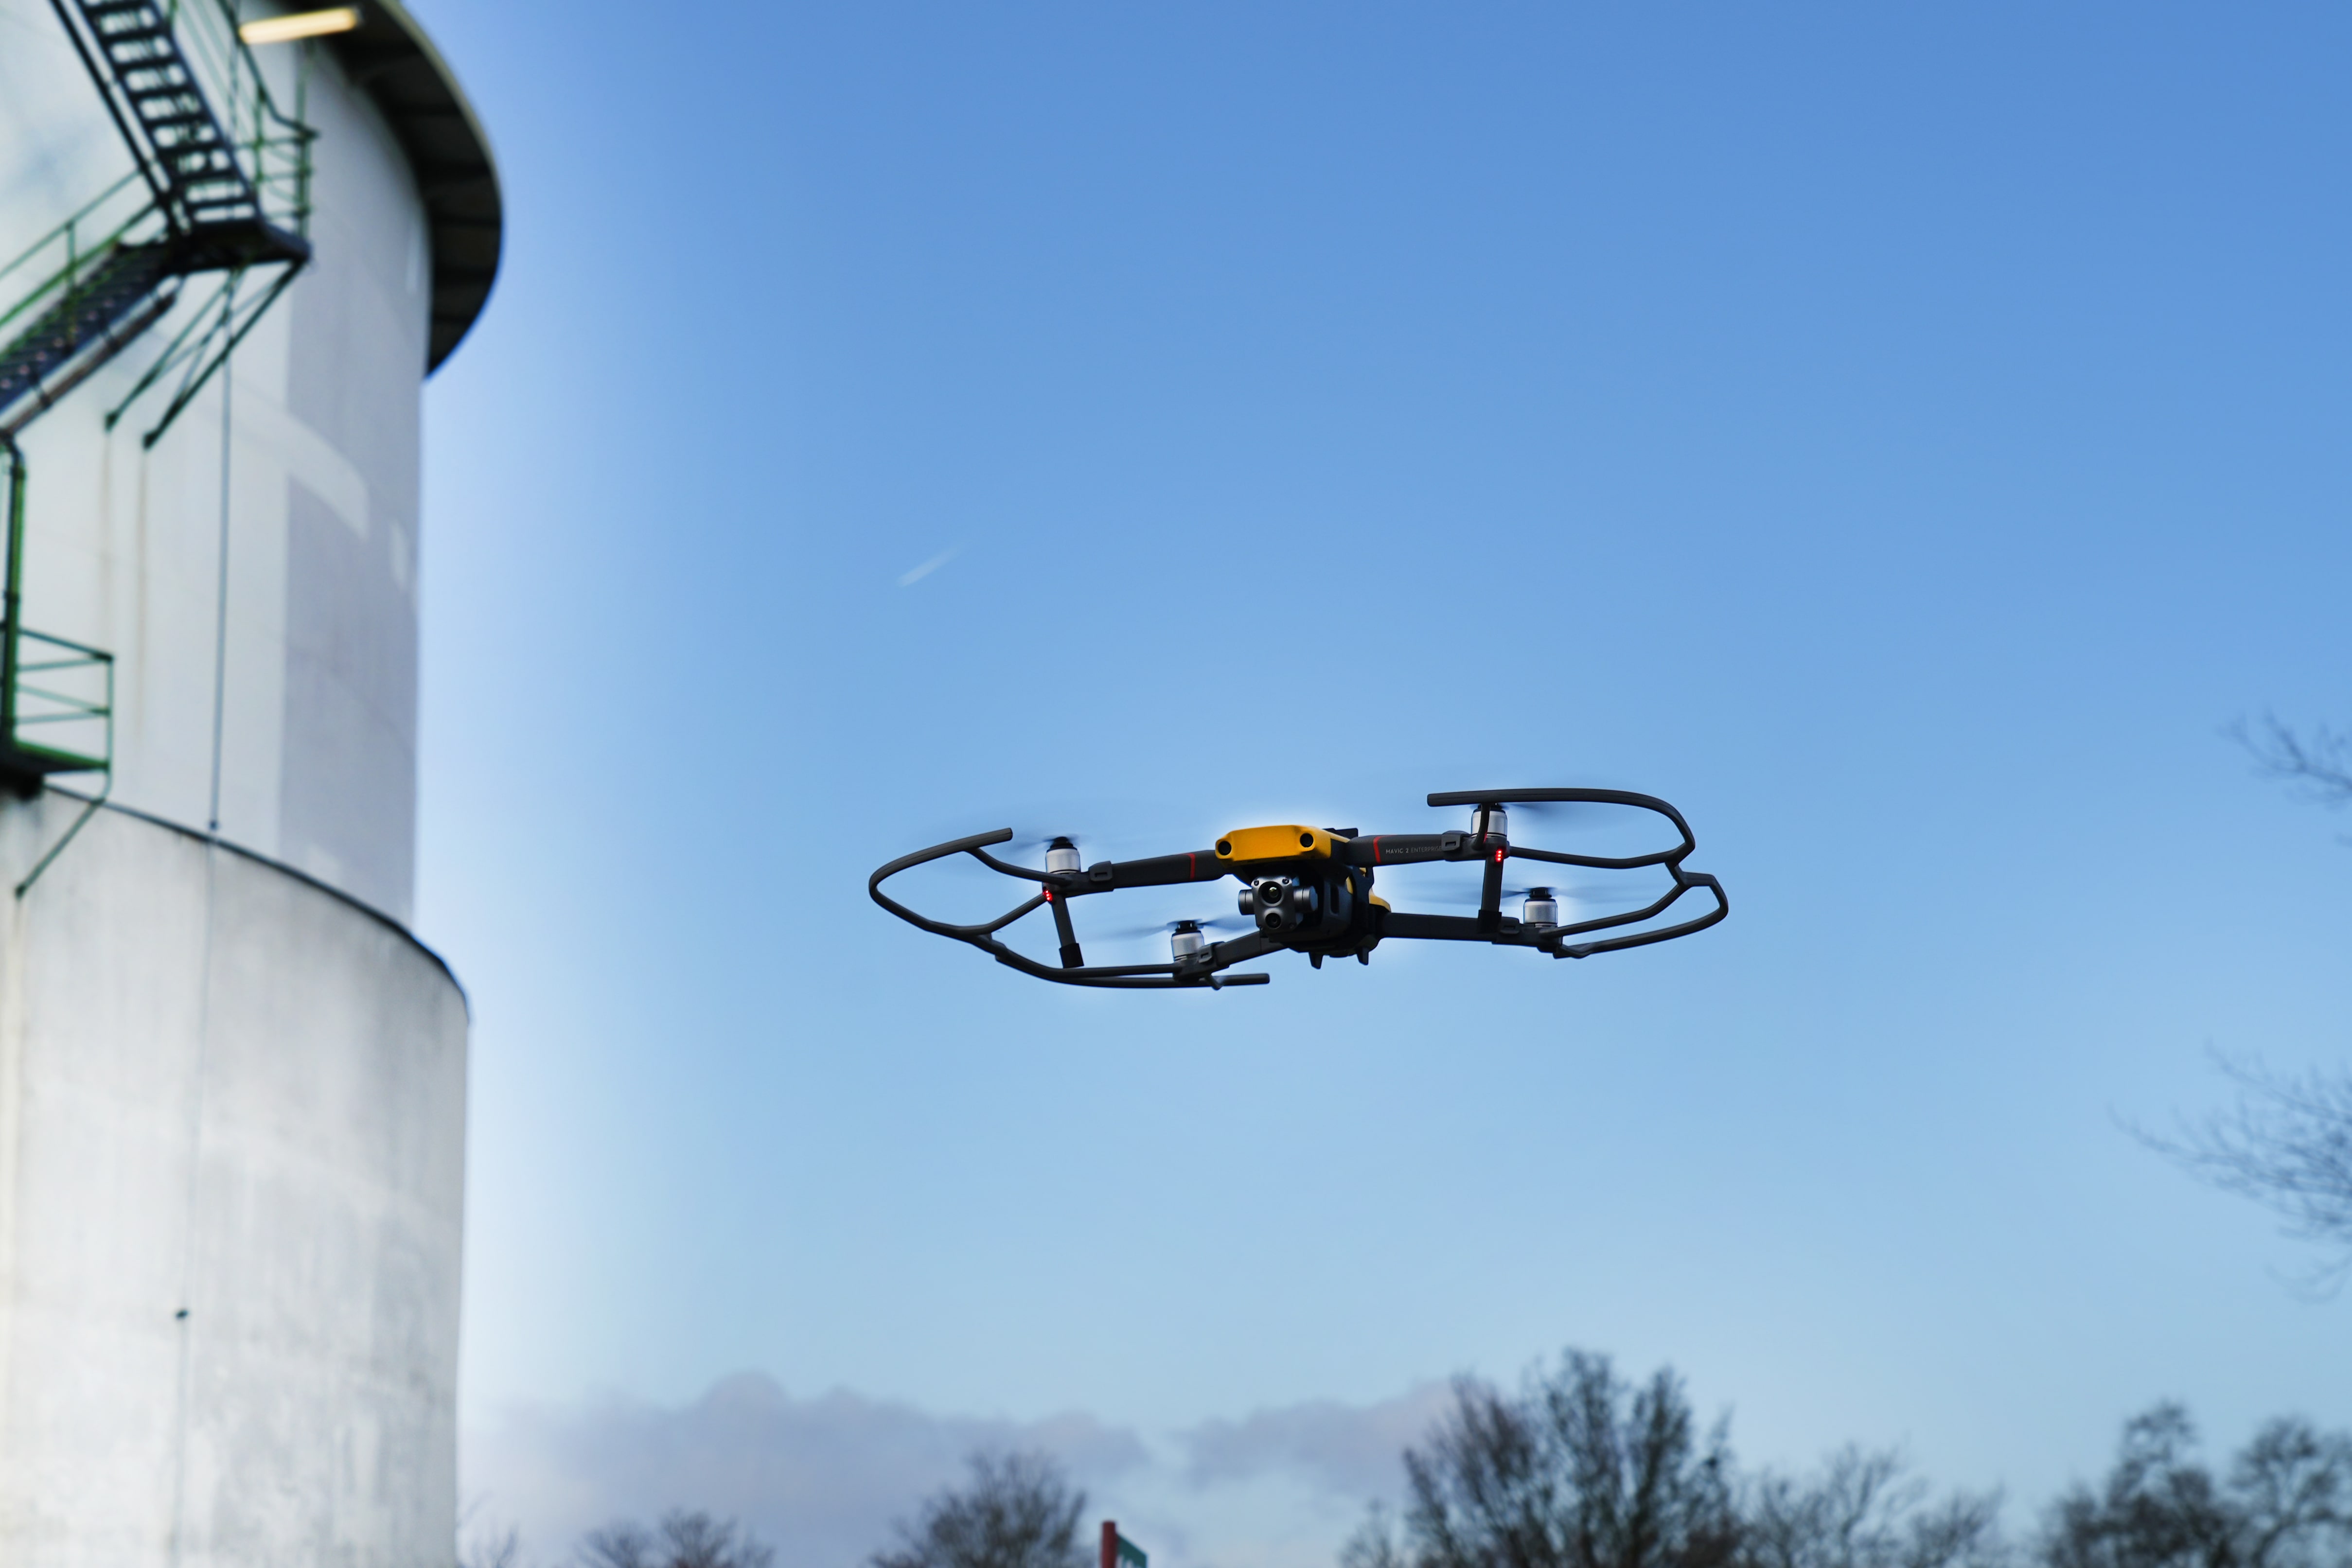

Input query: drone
[868,788,1726,989]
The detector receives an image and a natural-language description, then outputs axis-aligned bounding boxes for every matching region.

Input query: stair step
[57,0,283,282]
[0,244,176,408]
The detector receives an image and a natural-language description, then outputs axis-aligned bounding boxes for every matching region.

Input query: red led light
[1493,849,1504,863]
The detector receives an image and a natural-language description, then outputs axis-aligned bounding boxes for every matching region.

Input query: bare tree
[461,1525,525,1568]
[2232,715,2352,811]
[2136,1053,2352,1285]
[1344,1351,2003,1568]
[1745,1448,2005,1568]
[2038,1404,2352,1568]
[1344,1350,1742,1568]
[579,1511,775,1568]
[2132,718,2352,1283]
[871,1450,1089,1568]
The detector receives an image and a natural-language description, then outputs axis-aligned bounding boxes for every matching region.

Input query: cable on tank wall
[206,288,234,836]
[164,840,222,1568]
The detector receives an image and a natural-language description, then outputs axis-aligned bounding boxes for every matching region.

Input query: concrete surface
[0,793,467,1566]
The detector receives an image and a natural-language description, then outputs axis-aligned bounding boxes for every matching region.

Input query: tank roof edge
[327,0,502,374]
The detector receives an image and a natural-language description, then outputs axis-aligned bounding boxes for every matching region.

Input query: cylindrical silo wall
[0,0,487,1560]
[0,794,467,1564]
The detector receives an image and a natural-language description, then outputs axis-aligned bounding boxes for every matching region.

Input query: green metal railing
[0,440,112,894]
[0,170,165,350]
[167,0,317,234]
[4,623,113,894]
[5,627,112,776]
[0,441,109,774]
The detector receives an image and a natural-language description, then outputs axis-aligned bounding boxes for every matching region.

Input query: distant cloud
[463,1374,1453,1568]
[465,1374,1148,1568]
[1179,1382,1454,1501]
[897,549,959,587]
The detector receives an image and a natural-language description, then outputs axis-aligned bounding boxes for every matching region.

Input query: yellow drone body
[1214,825,1342,863]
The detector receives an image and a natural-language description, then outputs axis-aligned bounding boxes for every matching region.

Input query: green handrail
[1,440,115,899]
[1,441,114,775]
[0,174,163,342]
[0,169,145,292]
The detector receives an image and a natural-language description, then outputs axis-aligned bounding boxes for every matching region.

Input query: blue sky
[408,3,2352,1561]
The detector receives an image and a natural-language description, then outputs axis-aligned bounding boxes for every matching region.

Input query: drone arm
[1337,833,1471,866]
[1179,928,1280,977]
[1080,850,1227,890]
[1376,911,1496,942]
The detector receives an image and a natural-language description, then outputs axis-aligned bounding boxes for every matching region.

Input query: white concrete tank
[0,0,497,1560]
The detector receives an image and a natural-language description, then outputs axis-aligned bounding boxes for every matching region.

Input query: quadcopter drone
[868,788,1726,989]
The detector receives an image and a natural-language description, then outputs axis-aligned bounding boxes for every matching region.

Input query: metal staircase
[60,0,309,266]
[0,0,316,810]
[0,240,178,423]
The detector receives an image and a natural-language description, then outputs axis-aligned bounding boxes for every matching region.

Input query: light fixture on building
[239,6,361,45]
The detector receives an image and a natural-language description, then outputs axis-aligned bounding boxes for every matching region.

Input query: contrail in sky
[896,548,958,587]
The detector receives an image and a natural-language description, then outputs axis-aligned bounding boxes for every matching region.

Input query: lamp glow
[239,6,360,44]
